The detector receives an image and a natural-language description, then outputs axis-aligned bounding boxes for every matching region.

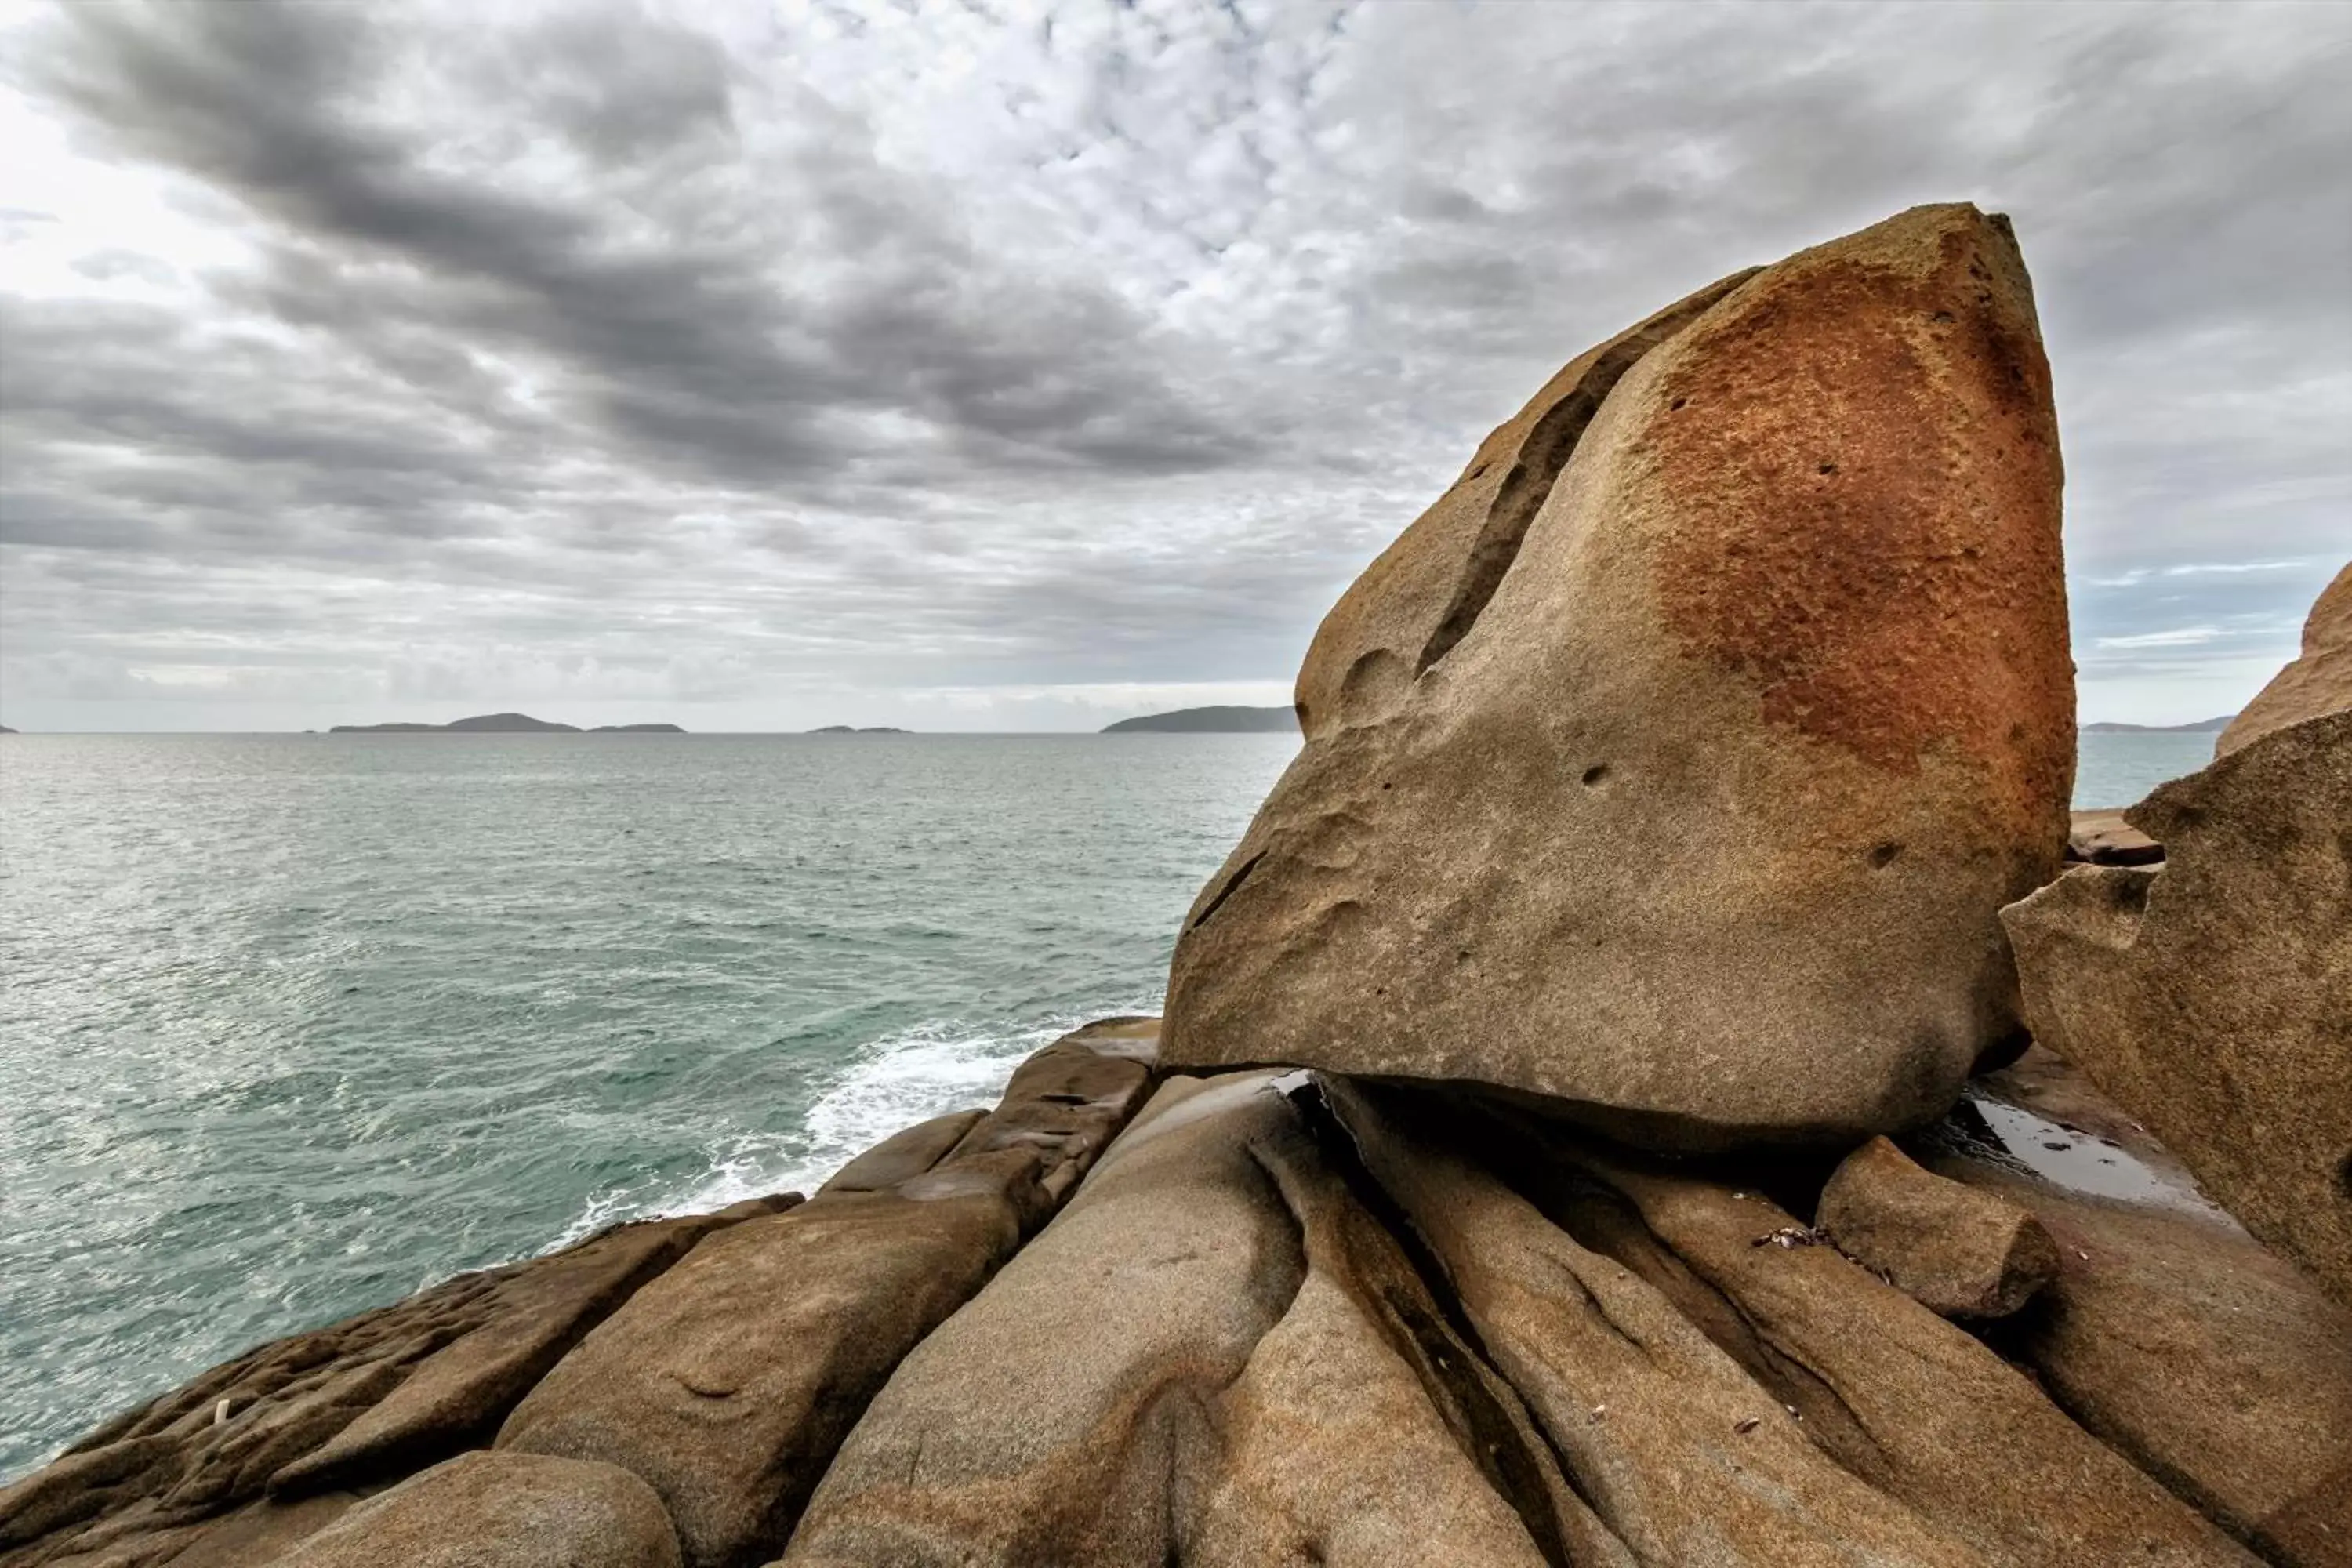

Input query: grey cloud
[1,0,2345,731]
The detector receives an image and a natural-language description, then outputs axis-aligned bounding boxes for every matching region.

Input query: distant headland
[1102,705,1298,734]
[328,713,685,734]
[2078,716,2234,734]
[808,725,911,734]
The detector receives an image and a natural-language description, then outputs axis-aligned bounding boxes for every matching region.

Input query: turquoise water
[0,728,2205,1479]
[0,733,1296,1480]
[2070,729,2220,808]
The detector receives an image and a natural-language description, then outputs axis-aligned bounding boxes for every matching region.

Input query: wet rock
[1163,203,2073,1149]
[499,1020,1157,1568]
[1502,1129,2257,1566]
[1928,1139,2352,1564]
[265,1452,681,1568]
[782,1071,1599,1568]
[1324,1084,1980,1567]
[2214,561,2350,757]
[2002,710,2352,1305]
[2065,809,2160,866]
[1817,1135,2056,1317]
[0,1207,767,1564]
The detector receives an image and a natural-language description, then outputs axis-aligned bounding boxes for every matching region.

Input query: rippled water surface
[0,728,2204,1478]
[0,732,1296,1478]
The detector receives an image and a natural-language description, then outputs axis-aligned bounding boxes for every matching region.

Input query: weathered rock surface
[2065,808,2161,865]
[814,1110,985,1195]
[1817,1134,2056,1317]
[1164,202,2074,1149]
[0,1206,778,1566]
[1291,268,1759,740]
[2215,560,2350,757]
[498,1018,1157,1568]
[783,1070,1604,1568]
[1514,1132,2258,1566]
[1327,1083,1982,1566]
[265,1452,681,1568]
[1929,1148,2352,1566]
[2002,710,2352,1304]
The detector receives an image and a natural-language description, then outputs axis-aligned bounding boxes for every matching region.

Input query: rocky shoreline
[4,203,2345,1568]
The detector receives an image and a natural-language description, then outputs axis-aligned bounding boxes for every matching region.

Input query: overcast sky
[0,0,2344,732]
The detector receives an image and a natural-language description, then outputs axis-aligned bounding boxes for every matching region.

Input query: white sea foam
[541,1002,1158,1252]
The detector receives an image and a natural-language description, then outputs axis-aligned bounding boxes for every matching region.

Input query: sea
[0,727,2215,1479]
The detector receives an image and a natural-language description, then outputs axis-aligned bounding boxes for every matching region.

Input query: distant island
[329,713,685,734]
[0,724,15,734]
[808,725,910,734]
[2079,716,2234,734]
[1102,705,1299,734]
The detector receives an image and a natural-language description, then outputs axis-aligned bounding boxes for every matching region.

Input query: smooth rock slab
[2002,710,2352,1305]
[499,1020,1157,1568]
[1931,1144,2352,1566]
[1817,1134,2056,1317]
[0,1207,767,1564]
[1326,1083,1980,1568]
[782,1072,1593,1568]
[264,1452,681,1568]
[1530,1139,2258,1567]
[1163,202,2074,1149]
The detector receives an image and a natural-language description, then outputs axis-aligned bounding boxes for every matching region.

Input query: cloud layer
[2,0,2346,729]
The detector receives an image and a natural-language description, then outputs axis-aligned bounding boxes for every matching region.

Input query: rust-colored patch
[1646,219,2071,833]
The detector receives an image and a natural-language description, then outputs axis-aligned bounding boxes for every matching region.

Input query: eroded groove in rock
[1416,326,1697,678]
[1294,265,1759,735]
[1185,850,1265,933]
[1320,1081,1979,1568]
[1544,1144,2260,1568]
[1281,1077,1607,1568]
[783,1073,1563,1568]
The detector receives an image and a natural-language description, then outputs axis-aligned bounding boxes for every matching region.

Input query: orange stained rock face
[1646,212,2072,834]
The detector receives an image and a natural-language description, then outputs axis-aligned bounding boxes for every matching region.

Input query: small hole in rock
[1668,397,1688,411]
[1381,781,1392,790]
[1932,310,1955,323]
[2338,1152,2352,1200]
[1868,842,1902,869]
[1581,764,1610,787]
[1040,1094,1089,1106]
[1817,462,1838,475]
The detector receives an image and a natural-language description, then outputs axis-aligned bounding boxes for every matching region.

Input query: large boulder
[497,1020,1158,1568]
[2214,560,2350,757]
[1163,202,2073,1149]
[2000,710,2352,1304]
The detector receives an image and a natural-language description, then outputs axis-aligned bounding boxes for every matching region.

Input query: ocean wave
[541,1001,1159,1252]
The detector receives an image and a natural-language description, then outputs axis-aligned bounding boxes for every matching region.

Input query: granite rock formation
[1816,1134,2057,1317]
[2215,560,2350,756]
[13,205,2339,1568]
[267,1452,682,1568]
[2002,710,2352,1305]
[1162,202,2074,1149]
